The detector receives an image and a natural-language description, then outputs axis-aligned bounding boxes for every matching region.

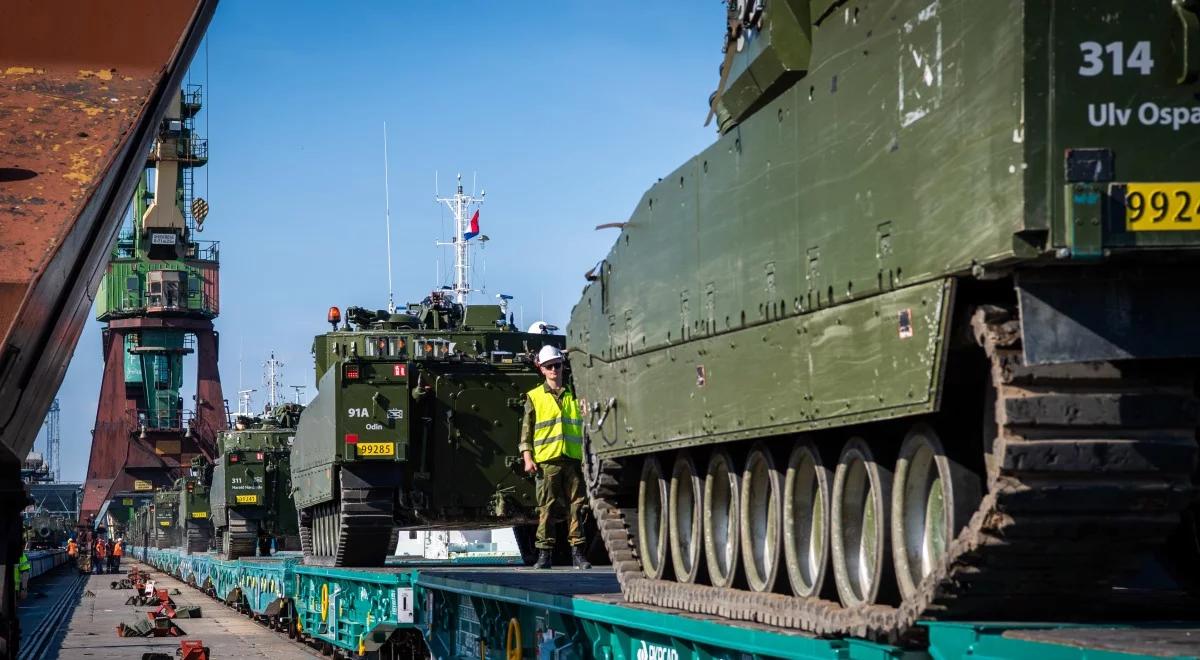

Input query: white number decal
[1079,41,1104,76]
[346,407,370,418]
[1079,41,1154,76]
[1127,41,1155,75]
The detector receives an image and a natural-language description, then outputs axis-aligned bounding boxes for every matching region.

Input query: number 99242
[1125,183,1200,232]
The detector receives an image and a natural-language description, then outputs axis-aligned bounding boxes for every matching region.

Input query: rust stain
[77,69,114,81]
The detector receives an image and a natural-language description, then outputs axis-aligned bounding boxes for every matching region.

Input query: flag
[463,210,480,241]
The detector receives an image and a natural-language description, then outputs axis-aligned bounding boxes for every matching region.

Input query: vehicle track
[588,306,1199,641]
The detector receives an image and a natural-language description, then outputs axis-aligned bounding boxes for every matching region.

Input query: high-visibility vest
[113,541,123,557]
[67,540,76,557]
[527,385,583,463]
[94,541,107,559]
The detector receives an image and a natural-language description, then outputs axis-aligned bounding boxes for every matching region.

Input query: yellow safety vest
[527,385,583,463]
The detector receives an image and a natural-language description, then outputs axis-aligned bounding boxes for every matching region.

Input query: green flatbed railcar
[567,0,1200,640]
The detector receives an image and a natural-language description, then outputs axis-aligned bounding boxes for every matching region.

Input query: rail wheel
[703,448,740,589]
[891,424,980,601]
[637,456,669,579]
[668,451,704,583]
[740,442,782,593]
[782,438,830,598]
[831,437,894,606]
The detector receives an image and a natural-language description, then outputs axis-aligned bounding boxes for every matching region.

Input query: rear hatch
[1035,1,1200,255]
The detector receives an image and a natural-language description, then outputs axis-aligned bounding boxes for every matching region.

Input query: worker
[92,536,108,574]
[66,537,77,558]
[110,537,123,573]
[520,345,591,570]
[15,550,30,601]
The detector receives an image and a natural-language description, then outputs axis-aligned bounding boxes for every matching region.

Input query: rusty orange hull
[0,0,218,476]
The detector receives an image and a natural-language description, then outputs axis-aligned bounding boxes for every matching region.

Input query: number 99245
[1125,183,1200,231]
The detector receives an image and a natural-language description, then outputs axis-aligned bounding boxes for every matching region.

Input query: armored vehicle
[568,0,1200,640]
[210,404,303,559]
[151,491,181,549]
[23,510,69,550]
[175,457,214,554]
[291,294,562,565]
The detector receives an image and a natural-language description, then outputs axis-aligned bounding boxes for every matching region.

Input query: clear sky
[42,2,726,482]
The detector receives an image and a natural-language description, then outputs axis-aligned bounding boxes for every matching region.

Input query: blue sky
[43,2,725,482]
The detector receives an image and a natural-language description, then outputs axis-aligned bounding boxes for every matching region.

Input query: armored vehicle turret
[569,0,1200,640]
[291,294,563,566]
[210,404,303,559]
[151,490,181,549]
[174,456,213,554]
[23,509,68,550]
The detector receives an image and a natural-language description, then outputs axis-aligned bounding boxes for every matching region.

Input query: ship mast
[435,174,485,304]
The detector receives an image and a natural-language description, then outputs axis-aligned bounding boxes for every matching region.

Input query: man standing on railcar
[520,345,591,570]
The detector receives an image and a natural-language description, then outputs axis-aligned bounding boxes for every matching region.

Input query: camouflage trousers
[535,458,586,550]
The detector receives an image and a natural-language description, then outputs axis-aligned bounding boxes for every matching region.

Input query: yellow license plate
[235,494,258,504]
[191,511,208,519]
[158,521,170,527]
[357,442,395,457]
[1125,183,1200,231]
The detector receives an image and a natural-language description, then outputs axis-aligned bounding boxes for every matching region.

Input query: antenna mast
[435,173,486,304]
[45,399,60,482]
[384,122,395,313]
[263,352,284,409]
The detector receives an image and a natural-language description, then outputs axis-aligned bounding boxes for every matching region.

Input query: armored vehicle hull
[568,0,1200,641]
[151,492,181,550]
[178,485,212,554]
[291,300,563,566]
[210,405,302,559]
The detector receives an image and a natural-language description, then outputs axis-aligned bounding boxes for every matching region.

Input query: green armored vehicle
[210,404,303,559]
[150,490,181,549]
[291,294,562,565]
[569,0,1200,640]
[175,457,214,554]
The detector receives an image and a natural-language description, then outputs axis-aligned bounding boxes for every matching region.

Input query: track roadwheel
[740,443,782,593]
[637,456,670,579]
[703,448,740,589]
[891,424,981,601]
[831,438,894,606]
[669,452,703,583]
[783,438,831,598]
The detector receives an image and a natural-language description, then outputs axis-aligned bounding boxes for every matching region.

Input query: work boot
[571,546,592,570]
[533,549,552,569]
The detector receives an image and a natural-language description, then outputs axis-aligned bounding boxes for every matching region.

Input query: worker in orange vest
[92,537,108,574]
[110,537,123,573]
[66,537,77,558]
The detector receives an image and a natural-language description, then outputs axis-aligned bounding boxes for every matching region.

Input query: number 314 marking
[1079,41,1154,76]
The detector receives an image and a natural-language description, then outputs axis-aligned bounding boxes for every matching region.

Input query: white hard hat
[536,345,564,365]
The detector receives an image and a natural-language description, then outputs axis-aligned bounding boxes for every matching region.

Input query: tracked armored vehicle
[23,510,69,550]
[150,490,181,550]
[174,457,214,554]
[291,295,562,566]
[568,0,1200,640]
[210,404,303,559]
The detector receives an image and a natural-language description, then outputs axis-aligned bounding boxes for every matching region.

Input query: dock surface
[24,561,320,659]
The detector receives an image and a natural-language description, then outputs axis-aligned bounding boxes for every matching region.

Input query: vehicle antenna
[383,122,395,314]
